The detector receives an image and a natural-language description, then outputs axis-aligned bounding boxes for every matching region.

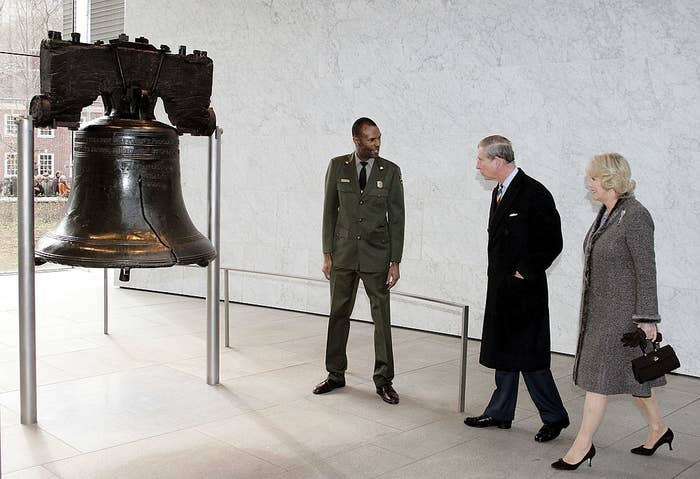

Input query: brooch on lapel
[618,209,626,225]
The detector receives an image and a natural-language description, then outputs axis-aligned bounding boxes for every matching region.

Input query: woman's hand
[637,322,658,341]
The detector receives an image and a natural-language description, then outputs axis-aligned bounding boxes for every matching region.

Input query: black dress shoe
[312,378,345,395]
[376,384,399,404]
[463,414,512,429]
[535,418,570,442]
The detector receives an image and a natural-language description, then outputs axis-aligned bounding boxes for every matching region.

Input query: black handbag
[631,340,680,384]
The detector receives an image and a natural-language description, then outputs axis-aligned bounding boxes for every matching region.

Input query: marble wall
[123,0,700,377]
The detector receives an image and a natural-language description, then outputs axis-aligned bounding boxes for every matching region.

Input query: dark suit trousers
[484,369,568,423]
[326,267,394,387]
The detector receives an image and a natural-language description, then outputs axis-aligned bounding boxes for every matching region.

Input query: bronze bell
[35,117,214,269]
[30,32,217,275]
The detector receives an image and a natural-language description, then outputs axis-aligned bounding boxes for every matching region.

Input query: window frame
[37,127,55,138]
[37,153,54,176]
[4,114,20,136]
[4,152,18,177]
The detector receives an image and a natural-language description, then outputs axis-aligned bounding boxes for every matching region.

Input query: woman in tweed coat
[553,153,672,470]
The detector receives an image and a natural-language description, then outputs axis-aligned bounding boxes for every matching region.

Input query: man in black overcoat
[464,135,569,443]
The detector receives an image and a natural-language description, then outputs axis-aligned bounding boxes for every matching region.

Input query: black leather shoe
[535,418,570,442]
[312,378,345,395]
[463,414,512,429]
[376,385,399,404]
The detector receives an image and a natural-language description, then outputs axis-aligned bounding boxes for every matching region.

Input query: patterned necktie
[496,184,503,205]
[359,161,368,191]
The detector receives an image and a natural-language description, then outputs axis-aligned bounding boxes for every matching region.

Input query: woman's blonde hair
[586,153,636,197]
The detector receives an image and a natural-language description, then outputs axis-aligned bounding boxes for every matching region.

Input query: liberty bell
[30,32,217,279]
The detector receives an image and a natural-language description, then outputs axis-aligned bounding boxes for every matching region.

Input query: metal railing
[222,268,470,412]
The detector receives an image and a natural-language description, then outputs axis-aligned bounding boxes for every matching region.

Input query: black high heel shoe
[631,428,674,456]
[551,444,596,470]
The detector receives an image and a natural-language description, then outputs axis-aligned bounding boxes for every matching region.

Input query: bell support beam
[18,117,38,425]
[206,127,222,385]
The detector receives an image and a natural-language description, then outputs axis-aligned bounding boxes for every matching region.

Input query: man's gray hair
[479,135,515,163]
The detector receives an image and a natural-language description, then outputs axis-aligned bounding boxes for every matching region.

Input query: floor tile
[0,424,79,473]
[665,397,700,437]
[321,444,414,478]
[198,398,399,469]
[167,344,309,381]
[0,366,258,452]
[4,466,61,479]
[0,360,76,393]
[315,380,450,431]
[370,416,482,460]
[43,428,282,479]
[1,403,19,427]
[676,460,700,478]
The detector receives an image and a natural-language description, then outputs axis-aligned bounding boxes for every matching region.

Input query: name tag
[340,178,350,183]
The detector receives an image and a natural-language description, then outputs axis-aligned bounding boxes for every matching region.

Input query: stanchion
[103,269,109,334]
[224,269,230,347]
[206,127,222,384]
[459,305,469,413]
[18,116,37,424]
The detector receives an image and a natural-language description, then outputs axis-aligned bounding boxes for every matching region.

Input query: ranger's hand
[386,262,400,289]
[322,254,333,280]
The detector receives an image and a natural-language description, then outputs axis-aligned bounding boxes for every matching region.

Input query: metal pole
[103,269,109,334]
[459,305,469,413]
[18,117,37,424]
[224,268,230,347]
[206,127,222,384]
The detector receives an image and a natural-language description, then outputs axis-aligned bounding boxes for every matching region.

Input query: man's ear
[352,136,360,147]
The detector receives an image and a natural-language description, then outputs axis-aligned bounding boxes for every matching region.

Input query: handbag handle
[638,331,663,355]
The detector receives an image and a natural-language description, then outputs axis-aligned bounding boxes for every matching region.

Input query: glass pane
[0,0,65,273]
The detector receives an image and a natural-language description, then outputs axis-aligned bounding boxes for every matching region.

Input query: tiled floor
[1,269,698,478]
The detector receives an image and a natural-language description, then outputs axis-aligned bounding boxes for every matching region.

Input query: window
[4,153,18,177]
[90,0,125,44]
[38,127,55,138]
[37,153,54,176]
[4,114,20,136]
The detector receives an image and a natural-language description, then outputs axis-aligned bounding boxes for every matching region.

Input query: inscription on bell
[74,134,178,160]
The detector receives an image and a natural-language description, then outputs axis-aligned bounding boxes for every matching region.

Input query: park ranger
[313,117,405,405]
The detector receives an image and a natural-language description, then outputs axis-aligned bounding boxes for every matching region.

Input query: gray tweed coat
[572,196,666,396]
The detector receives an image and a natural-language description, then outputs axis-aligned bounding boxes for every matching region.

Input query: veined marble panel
[123,0,700,377]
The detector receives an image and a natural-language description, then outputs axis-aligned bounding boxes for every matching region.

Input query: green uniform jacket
[322,153,405,273]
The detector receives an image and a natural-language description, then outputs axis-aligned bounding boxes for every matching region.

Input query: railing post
[459,305,469,413]
[224,268,230,347]
[103,269,109,334]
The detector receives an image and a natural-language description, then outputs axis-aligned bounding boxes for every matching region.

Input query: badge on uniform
[340,178,350,183]
[376,180,384,188]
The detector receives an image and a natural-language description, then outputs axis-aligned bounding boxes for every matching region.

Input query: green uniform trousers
[326,267,394,387]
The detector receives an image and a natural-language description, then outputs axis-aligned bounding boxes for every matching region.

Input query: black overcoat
[479,169,563,372]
